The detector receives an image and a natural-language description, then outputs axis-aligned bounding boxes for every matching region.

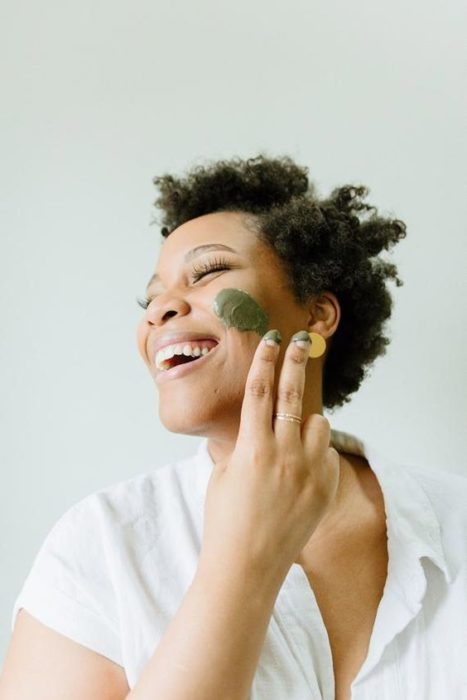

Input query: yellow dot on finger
[308,332,326,358]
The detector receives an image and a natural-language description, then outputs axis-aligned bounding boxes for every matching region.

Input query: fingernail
[291,330,311,349]
[262,329,282,346]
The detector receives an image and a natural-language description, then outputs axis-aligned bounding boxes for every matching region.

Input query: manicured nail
[291,330,311,349]
[262,329,282,346]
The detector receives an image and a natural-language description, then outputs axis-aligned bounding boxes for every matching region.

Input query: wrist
[194,555,289,606]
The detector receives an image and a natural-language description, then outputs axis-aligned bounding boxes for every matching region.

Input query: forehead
[147,212,266,288]
[159,211,259,259]
[146,211,287,296]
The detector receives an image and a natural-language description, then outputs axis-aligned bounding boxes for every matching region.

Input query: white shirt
[11,429,467,698]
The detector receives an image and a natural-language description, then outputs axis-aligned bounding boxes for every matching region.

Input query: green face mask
[212,288,269,337]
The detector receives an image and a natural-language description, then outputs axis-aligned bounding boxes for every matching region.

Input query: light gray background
[1,0,466,666]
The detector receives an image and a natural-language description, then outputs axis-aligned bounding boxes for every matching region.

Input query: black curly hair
[151,154,407,411]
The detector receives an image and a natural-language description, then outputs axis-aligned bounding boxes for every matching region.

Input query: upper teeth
[155,342,216,370]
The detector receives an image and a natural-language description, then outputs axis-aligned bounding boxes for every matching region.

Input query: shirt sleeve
[11,495,123,667]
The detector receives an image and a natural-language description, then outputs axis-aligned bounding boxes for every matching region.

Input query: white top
[11,429,467,699]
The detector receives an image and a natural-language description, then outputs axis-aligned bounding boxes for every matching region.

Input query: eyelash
[136,256,232,310]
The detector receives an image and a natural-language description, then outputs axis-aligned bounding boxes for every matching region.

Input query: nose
[145,294,192,326]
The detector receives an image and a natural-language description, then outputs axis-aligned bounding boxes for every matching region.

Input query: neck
[296,452,386,569]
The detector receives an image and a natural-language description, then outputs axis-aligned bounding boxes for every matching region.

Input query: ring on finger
[273,412,302,424]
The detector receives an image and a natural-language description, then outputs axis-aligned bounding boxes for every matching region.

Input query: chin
[159,420,209,438]
[158,405,210,435]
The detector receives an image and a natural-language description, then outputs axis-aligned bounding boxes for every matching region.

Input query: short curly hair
[151,154,407,411]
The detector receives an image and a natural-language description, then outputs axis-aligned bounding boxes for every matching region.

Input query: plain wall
[1,0,466,665]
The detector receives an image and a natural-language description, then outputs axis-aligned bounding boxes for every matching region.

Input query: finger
[301,413,333,470]
[237,329,282,444]
[273,330,310,443]
[302,413,340,490]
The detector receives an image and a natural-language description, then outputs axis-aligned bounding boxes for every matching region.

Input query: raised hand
[198,329,341,587]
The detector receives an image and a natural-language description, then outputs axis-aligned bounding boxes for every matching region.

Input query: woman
[1,155,466,699]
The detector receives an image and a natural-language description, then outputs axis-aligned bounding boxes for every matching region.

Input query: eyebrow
[145,243,238,292]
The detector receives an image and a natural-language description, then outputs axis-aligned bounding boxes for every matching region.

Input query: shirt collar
[194,427,453,586]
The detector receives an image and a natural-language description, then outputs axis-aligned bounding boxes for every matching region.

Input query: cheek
[136,323,148,360]
[212,288,269,337]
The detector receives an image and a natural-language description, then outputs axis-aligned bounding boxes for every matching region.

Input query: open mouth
[155,341,220,382]
[163,354,202,370]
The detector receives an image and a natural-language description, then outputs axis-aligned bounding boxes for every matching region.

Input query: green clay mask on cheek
[212,288,270,337]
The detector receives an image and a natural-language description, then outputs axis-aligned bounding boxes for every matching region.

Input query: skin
[136,210,385,564]
[212,287,270,337]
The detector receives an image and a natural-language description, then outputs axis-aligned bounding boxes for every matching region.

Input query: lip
[155,342,220,384]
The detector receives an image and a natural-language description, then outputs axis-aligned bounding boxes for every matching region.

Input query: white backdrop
[1,0,466,664]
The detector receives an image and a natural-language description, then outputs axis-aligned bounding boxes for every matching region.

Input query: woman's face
[136,211,337,439]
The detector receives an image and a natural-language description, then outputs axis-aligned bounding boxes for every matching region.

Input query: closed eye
[137,257,232,310]
[190,257,231,282]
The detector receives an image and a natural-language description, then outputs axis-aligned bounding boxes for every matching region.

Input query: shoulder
[56,449,203,539]
[12,449,203,643]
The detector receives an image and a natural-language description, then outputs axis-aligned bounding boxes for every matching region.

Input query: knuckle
[288,345,308,364]
[310,478,328,504]
[259,349,277,365]
[278,384,303,405]
[309,414,330,431]
[250,444,267,466]
[248,377,271,398]
[279,455,302,479]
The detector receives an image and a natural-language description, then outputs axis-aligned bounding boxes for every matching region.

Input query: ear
[305,291,341,342]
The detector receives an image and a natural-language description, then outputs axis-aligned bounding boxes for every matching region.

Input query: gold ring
[273,412,302,424]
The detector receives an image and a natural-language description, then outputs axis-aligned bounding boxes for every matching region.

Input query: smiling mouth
[154,336,219,370]
[163,354,200,370]
[155,341,220,374]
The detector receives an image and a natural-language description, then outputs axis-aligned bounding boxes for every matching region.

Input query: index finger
[237,329,282,445]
